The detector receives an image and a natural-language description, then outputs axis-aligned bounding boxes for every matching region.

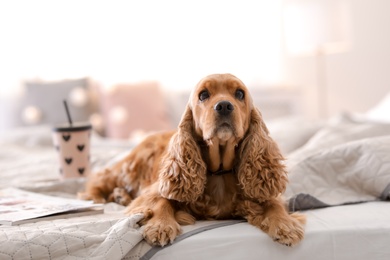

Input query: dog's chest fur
[184,174,239,219]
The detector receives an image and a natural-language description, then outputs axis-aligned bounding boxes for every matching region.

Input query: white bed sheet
[151,202,390,260]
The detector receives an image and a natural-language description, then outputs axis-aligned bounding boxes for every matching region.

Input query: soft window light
[0,0,283,94]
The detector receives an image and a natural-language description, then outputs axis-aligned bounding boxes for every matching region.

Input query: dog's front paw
[261,213,305,247]
[143,218,181,247]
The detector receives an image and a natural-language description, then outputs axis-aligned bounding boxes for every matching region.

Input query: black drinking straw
[63,100,73,126]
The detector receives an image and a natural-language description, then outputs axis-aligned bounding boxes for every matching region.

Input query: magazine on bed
[0,188,103,226]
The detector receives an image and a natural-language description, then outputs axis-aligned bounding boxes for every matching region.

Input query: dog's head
[159,74,287,203]
[189,73,251,144]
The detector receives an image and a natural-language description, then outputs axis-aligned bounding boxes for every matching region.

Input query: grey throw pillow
[18,78,98,126]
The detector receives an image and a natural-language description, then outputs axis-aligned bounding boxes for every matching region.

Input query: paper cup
[52,123,92,179]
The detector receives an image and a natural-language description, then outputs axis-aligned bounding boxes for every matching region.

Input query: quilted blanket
[0,211,145,259]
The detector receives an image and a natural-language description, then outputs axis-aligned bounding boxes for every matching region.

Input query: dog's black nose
[214,101,234,116]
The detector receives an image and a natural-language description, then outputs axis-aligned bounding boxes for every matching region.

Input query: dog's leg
[126,192,181,247]
[108,187,133,206]
[78,168,118,203]
[236,198,305,246]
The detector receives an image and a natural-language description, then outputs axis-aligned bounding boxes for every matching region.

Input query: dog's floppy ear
[237,108,288,202]
[158,105,207,202]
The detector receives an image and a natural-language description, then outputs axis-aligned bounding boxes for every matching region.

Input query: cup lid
[52,122,92,132]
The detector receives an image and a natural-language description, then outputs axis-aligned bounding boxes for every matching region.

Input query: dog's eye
[235,89,245,100]
[199,90,210,101]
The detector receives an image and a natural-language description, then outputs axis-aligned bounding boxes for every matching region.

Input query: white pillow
[266,116,324,155]
[365,92,390,123]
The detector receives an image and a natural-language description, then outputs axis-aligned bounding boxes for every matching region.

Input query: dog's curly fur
[79,73,305,247]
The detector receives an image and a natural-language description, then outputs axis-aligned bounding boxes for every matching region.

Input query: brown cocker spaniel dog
[79,73,305,247]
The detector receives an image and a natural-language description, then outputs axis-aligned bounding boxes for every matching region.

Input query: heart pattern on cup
[62,134,71,142]
[77,144,85,152]
[65,158,73,165]
[53,129,91,179]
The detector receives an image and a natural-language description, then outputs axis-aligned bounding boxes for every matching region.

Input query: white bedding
[1,114,390,260]
[285,114,390,210]
[150,202,390,260]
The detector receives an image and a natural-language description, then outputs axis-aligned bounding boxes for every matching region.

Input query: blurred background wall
[0,0,389,136]
[282,0,390,118]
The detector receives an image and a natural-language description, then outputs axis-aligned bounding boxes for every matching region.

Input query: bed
[1,111,390,260]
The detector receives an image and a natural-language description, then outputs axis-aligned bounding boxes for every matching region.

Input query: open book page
[0,187,103,225]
